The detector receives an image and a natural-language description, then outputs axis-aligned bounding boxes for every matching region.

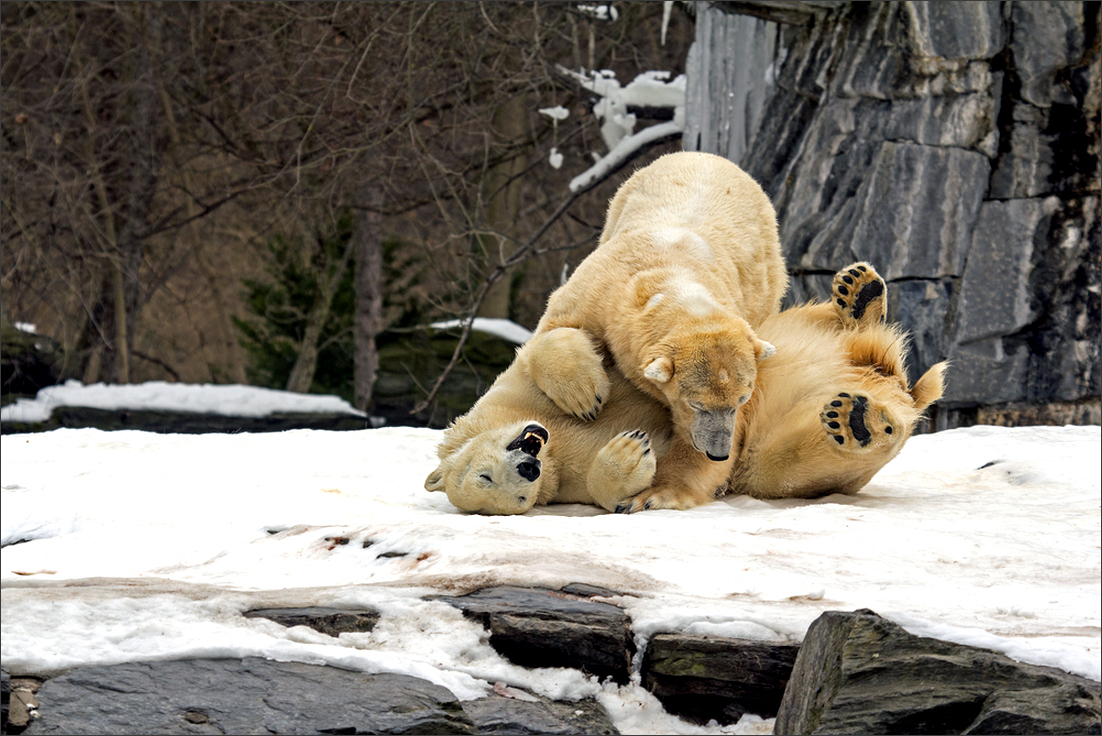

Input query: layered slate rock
[641,634,799,724]
[774,609,1102,735]
[243,606,380,636]
[23,658,477,735]
[685,1,1101,427]
[464,690,618,735]
[433,586,635,684]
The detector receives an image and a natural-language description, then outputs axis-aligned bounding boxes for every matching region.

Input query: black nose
[517,460,541,481]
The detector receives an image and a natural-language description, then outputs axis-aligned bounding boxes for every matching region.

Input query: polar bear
[426,262,946,514]
[531,152,789,511]
[724,263,946,500]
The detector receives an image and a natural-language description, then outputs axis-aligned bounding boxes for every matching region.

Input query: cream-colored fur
[427,262,946,514]
[726,264,946,499]
[533,151,789,511]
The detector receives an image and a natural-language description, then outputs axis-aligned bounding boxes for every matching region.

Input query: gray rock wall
[685,1,1101,429]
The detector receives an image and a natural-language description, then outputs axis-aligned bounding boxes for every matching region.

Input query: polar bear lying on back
[529,152,788,511]
[425,262,946,514]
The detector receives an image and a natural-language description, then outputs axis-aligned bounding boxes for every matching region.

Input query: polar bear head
[425,421,550,515]
[641,324,774,462]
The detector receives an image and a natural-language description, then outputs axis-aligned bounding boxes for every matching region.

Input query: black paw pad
[821,393,892,451]
[850,279,884,321]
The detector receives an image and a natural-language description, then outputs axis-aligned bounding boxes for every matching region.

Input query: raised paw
[832,262,886,327]
[589,430,656,511]
[525,328,611,421]
[821,392,898,453]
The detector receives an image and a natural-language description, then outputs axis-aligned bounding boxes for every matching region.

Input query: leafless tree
[2,2,694,413]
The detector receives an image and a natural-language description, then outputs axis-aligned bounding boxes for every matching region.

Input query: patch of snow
[1,424,1098,735]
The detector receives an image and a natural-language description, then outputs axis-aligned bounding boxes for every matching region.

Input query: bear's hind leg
[588,430,657,512]
[832,263,886,328]
[820,392,900,453]
[525,327,610,421]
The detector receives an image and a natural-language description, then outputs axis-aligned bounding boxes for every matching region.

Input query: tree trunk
[477,93,528,319]
[285,233,356,394]
[353,185,384,413]
[79,5,162,384]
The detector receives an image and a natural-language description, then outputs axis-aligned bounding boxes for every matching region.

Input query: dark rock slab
[774,609,1102,735]
[464,690,618,735]
[641,634,799,725]
[1,407,375,435]
[23,657,476,735]
[243,606,380,637]
[432,586,635,684]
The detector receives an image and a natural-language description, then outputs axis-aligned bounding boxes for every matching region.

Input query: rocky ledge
[3,587,1099,735]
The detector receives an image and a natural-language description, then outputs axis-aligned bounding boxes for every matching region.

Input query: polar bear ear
[425,467,446,493]
[755,339,776,362]
[644,356,673,384]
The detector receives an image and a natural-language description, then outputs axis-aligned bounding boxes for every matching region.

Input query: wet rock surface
[774,609,1102,735]
[432,585,636,684]
[243,606,381,636]
[5,599,1099,735]
[20,658,478,736]
[641,633,800,724]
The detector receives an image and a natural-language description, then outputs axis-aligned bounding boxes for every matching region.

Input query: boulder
[640,634,799,724]
[432,586,634,684]
[23,658,477,735]
[774,609,1102,735]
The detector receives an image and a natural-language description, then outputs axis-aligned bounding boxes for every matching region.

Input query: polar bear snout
[689,408,737,461]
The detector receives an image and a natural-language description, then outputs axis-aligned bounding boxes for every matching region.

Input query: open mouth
[506,424,549,457]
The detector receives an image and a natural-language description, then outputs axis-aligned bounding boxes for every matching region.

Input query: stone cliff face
[684,1,1100,428]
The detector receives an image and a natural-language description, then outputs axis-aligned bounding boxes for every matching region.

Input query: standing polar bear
[529,152,788,511]
[425,262,947,514]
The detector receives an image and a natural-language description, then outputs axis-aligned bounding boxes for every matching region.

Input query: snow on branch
[568,119,682,193]
[574,4,619,22]
[554,66,686,192]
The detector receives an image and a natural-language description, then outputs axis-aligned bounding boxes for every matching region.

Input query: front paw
[590,430,656,510]
[613,480,722,514]
[832,262,886,327]
[821,392,898,452]
[526,328,610,421]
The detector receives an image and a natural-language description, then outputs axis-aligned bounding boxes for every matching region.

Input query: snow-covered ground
[1,385,1099,734]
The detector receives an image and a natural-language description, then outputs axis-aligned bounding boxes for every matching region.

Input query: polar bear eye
[478,473,494,485]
